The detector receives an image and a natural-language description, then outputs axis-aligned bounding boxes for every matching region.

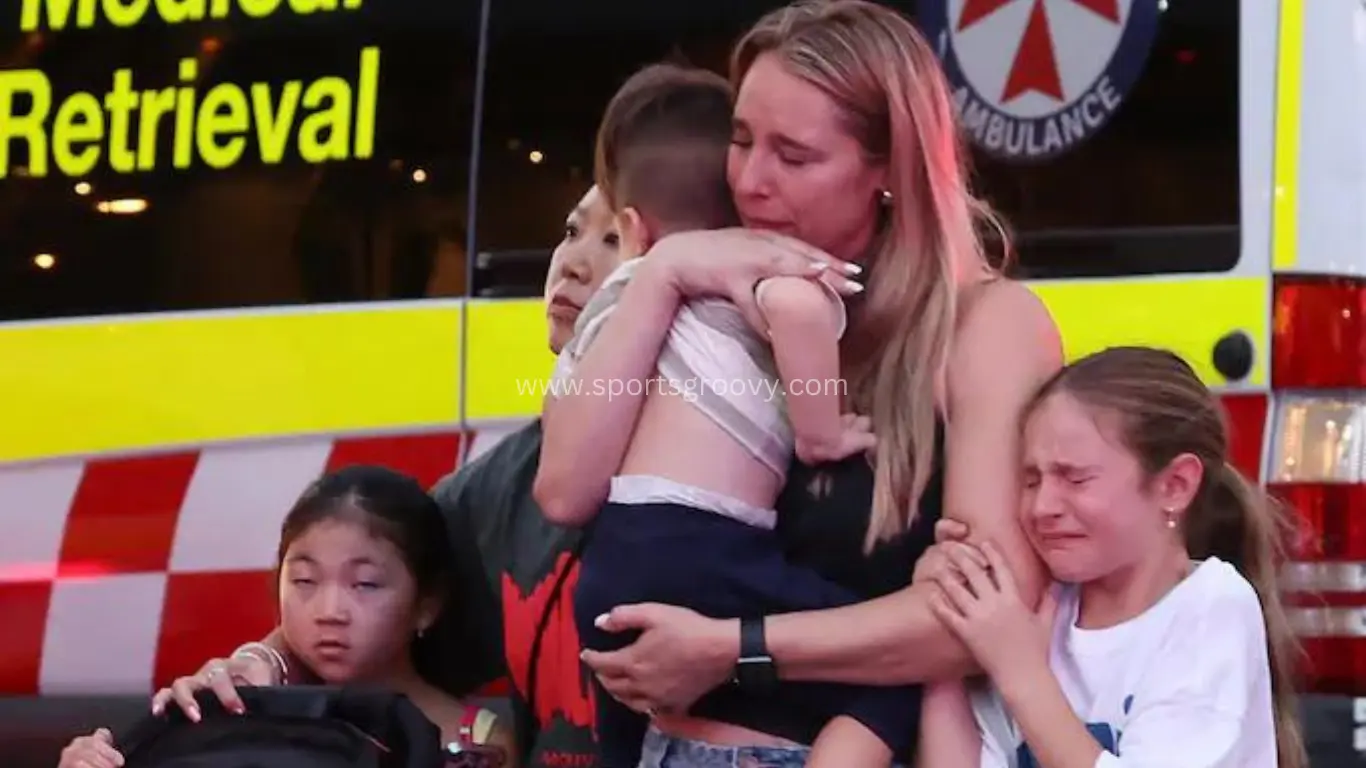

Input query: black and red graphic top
[430,420,599,768]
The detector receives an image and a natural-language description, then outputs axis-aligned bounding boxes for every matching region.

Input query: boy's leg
[916,681,982,768]
[807,716,894,768]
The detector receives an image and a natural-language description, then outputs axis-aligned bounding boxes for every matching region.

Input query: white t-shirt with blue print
[972,557,1278,768]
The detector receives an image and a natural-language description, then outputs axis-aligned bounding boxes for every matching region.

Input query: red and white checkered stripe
[0,426,522,696]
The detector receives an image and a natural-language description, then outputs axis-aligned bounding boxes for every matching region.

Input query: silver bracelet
[231,642,288,685]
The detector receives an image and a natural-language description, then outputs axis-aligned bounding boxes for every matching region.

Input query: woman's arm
[759,281,1061,683]
[237,630,315,683]
[534,257,684,526]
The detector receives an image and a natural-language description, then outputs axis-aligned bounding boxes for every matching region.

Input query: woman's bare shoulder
[950,278,1062,406]
[958,277,1056,337]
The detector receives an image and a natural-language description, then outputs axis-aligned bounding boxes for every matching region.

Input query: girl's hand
[645,228,864,335]
[58,728,125,768]
[928,541,1057,685]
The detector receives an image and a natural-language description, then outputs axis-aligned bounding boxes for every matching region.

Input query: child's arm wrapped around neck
[755,275,872,465]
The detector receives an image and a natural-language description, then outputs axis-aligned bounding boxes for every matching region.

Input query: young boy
[550,63,918,768]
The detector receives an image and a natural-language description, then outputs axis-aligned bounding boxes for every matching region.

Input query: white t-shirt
[973,557,1278,768]
[548,258,848,481]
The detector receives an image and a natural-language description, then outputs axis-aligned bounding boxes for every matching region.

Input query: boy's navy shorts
[573,500,920,768]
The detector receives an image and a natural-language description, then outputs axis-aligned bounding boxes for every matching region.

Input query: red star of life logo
[956,0,1121,103]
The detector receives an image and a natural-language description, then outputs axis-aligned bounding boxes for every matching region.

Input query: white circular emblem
[922,0,1159,161]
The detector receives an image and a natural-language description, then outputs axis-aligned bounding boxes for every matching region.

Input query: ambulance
[0,0,1362,761]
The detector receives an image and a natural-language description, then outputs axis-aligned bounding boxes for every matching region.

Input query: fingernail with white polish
[594,613,610,628]
[844,262,863,275]
[847,280,865,293]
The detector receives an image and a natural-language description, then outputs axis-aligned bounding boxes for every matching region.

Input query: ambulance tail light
[1272,276,1366,388]
[1269,276,1366,694]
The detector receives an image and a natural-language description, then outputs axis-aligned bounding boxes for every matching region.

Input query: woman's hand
[149,655,271,720]
[646,228,865,335]
[579,603,739,715]
[58,728,124,768]
[928,541,1057,686]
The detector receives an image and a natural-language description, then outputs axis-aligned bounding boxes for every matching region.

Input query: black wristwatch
[732,616,779,695]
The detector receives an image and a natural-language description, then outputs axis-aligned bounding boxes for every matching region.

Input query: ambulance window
[470,0,799,298]
[0,2,481,322]
[939,0,1241,279]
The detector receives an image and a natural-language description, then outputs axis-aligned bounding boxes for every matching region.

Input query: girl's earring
[1165,507,1178,529]
[879,189,893,206]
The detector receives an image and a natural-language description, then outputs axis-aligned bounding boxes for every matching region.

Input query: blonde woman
[533,1,1064,765]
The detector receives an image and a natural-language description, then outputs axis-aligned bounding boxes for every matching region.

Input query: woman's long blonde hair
[732,0,1006,550]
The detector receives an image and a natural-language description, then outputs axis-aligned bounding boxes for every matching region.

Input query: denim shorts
[636,725,812,768]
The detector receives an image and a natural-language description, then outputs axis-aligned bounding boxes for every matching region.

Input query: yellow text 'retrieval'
[0,47,379,178]
[19,0,362,32]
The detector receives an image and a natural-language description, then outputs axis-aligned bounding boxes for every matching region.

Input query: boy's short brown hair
[594,63,739,234]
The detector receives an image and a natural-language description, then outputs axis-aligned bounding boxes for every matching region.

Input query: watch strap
[739,616,769,662]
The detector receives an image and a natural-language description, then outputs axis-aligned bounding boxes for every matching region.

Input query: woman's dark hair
[277,464,485,696]
[1026,346,1306,768]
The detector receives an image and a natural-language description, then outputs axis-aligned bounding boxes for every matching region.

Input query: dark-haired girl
[58,465,519,768]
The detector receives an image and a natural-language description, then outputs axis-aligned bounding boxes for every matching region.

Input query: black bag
[113,685,446,768]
